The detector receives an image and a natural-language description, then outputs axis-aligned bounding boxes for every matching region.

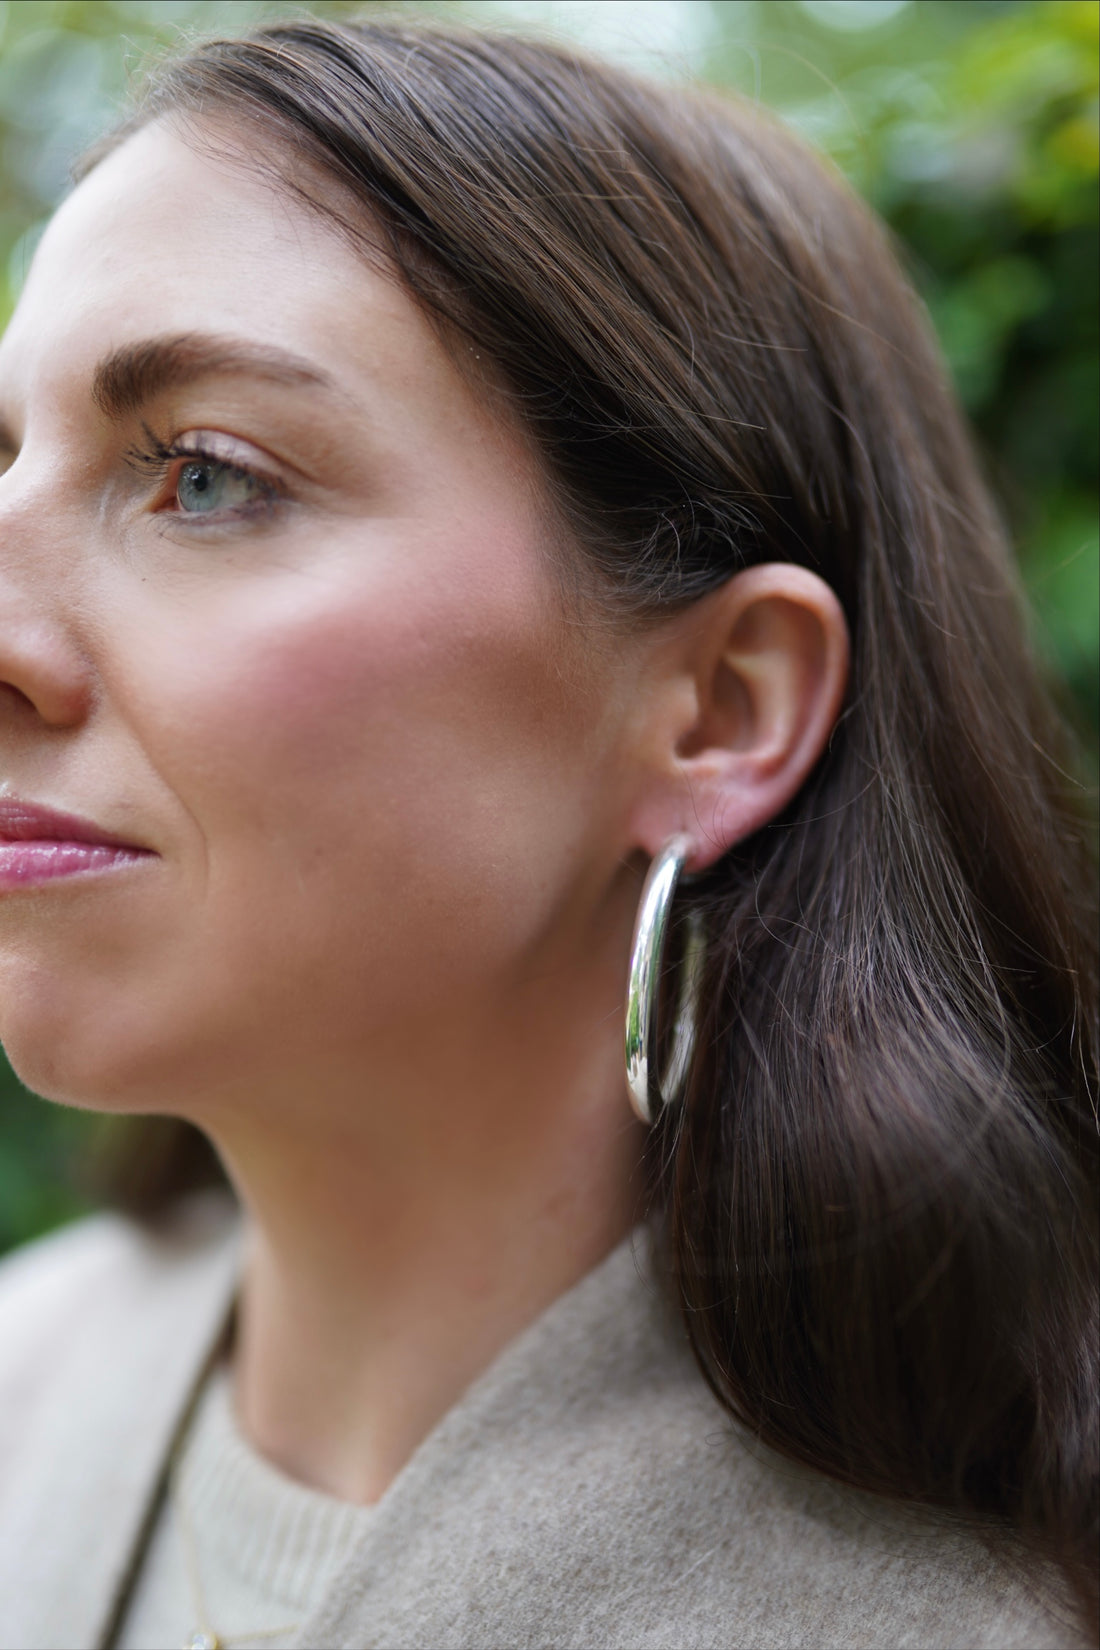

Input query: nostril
[0,628,93,727]
[0,675,87,727]
[0,681,37,714]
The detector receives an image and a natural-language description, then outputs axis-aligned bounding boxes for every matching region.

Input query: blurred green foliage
[0,0,1096,1258]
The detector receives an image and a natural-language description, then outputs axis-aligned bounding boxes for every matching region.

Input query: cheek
[120,522,608,981]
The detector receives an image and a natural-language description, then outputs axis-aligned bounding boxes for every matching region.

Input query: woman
[0,16,1094,1649]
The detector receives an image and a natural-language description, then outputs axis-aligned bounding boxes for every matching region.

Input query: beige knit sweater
[115,1360,377,1648]
[0,1193,1083,1649]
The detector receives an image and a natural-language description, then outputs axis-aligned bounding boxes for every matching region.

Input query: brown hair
[89,16,1098,1629]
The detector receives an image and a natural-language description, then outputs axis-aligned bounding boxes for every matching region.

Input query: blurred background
[0,0,1096,1257]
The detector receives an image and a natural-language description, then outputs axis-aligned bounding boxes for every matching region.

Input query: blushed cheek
[129,521,595,936]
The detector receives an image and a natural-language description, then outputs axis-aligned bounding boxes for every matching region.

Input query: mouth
[0,796,156,891]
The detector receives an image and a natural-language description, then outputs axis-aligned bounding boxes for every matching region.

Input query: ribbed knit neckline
[176,1360,377,1613]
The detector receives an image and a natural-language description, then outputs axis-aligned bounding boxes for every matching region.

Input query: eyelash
[124,427,282,522]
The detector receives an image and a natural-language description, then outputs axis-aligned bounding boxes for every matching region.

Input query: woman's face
[0,119,645,1115]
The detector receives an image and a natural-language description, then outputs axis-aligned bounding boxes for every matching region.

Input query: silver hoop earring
[624,834,706,1126]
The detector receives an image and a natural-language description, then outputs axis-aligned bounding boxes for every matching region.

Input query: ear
[629,564,849,872]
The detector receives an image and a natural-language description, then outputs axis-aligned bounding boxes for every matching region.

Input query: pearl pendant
[185,1632,221,1650]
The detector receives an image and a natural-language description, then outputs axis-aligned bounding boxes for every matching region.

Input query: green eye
[177,458,264,514]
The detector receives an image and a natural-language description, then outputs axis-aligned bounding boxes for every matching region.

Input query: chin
[0,977,180,1116]
[1,1023,146,1115]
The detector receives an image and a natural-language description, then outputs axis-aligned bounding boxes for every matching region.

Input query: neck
[203,941,645,1504]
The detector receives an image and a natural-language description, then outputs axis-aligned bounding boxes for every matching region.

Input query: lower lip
[0,841,153,890]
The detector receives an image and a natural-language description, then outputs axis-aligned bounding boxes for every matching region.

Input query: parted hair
[89,17,1098,1632]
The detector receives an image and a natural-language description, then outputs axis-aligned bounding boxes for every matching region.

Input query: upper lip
[0,796,151,851]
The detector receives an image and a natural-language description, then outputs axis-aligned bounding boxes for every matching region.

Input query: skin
[0,118,848,1502]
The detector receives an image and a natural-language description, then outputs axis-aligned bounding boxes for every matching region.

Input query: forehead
[0,116,480,431]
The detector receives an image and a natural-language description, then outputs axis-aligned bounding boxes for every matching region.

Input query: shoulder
[0,1195,241,1650]
[310,1237,1086,1649]
[644,1419,1080,1649]
[0,1192,240,1459]
[0,1193,238,1388]
[556,1359,1078,1648]
[592,1293,1080,1649]
[0,1208,145,1416]
[0,1207,150,1361]
[530,1357,1082,1649]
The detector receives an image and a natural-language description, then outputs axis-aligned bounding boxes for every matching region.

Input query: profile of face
[0,117,846,1132]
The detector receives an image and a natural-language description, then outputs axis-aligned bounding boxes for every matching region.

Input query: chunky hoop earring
[624,834,706,1125]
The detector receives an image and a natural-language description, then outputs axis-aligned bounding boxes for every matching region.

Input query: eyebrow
[90,332,335,420]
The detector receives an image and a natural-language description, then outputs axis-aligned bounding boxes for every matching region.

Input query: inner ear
[676,662,752,759]
[677,589,833,767]
[626,563,848,870]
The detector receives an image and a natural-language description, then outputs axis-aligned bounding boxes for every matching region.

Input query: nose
[0,417,98,729]
[0,567,93,731]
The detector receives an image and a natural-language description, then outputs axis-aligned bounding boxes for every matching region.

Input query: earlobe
[632,564,849,871]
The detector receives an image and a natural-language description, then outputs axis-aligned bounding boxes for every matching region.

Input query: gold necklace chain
[170,1445,302,1650]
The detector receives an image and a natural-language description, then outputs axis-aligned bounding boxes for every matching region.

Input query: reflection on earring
[624,834,706,1125]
